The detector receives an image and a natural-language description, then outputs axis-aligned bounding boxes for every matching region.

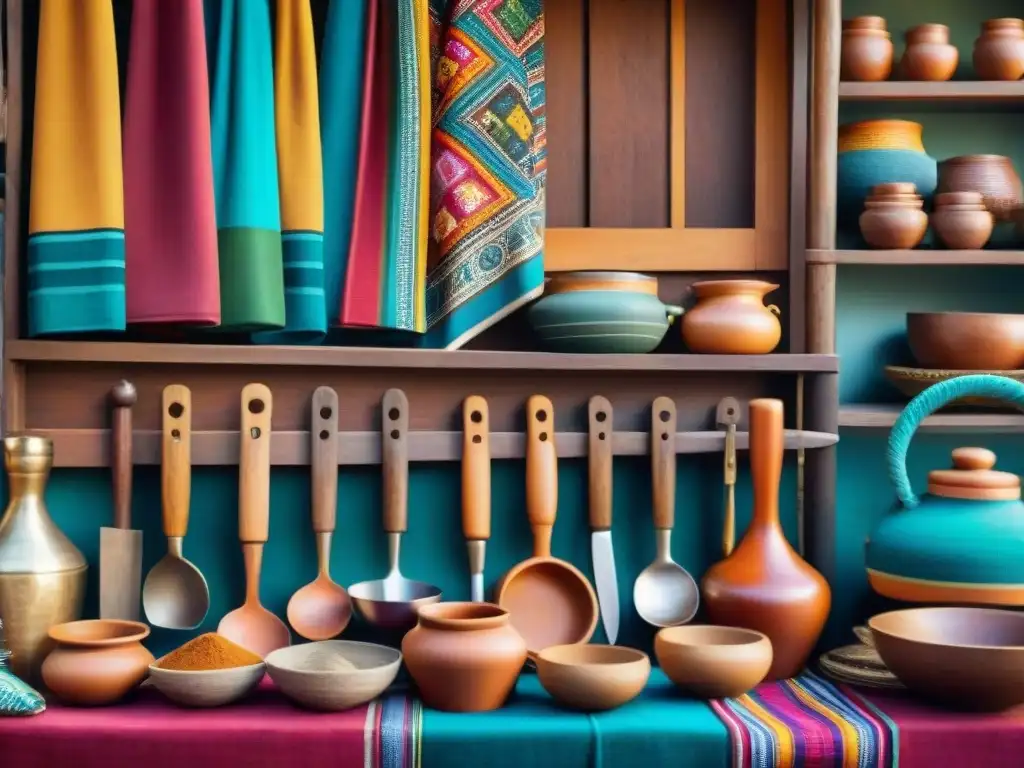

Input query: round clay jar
[681,280,782,355]
[841,27,893,82]
[974,19,1024,81]
[859,206,929,249]
[932,208,995,250]
[900,24,959,81]
[402,602,527,712]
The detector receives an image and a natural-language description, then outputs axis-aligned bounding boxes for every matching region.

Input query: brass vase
[0,436,86,683]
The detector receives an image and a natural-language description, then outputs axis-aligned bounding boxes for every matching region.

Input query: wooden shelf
[807,249,1024,266]
[40,428,840,467]
[5,341,839,374]
[839,81,1024,104]
[840,404,1024,432]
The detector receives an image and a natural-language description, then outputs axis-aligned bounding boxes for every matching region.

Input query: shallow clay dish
[148,659,265,708]
[655,625,773,699]
[885,365,1024,404]
[535,644,650,711]
[265,640,401,711]
[870,607,1024,711]
[907,312,1024,370]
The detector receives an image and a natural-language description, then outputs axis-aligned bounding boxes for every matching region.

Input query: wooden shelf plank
[839,81,1024,103]
[40,428,840,467]
[840,404,1024,432]
[808,249,1024,266]
[5,340,839,374]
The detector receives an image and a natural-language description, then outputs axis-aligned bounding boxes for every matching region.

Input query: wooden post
[788,0,810,353]
[805,372,837,589]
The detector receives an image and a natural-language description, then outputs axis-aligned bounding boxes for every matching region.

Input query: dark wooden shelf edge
[839,404,1024,432]
[38,428,840,467]
[839,81,1024,102]
[5,340,839,373]
[808,249,1024,266]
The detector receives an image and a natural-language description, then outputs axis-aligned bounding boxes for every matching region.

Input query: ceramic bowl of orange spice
[148,632,265,708]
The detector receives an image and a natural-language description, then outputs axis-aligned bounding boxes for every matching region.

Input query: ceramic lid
[927,447,1020,501]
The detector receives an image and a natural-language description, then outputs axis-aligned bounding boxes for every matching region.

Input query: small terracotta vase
[860,205,928,249]
[681,280,781,355]
[932,207,995,249]
[402,602,527,712]
[701,399,831,682]
[938,155,1023,220]
[41,620,154,706]
[900,24,959,81]
[841,24,893,82]
[974,19,1024,80]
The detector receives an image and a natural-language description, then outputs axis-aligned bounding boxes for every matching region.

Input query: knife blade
[462,396,491,602]
[588,396,619,645]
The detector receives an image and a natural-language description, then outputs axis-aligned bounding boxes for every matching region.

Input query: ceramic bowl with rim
[655,625,773,699]
[907,312,1024,370]
[147,658,265,708]
[265,640,401,712]
[535,644,650,711]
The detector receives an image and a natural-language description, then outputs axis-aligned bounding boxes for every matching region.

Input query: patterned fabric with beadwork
[423,0,546,349]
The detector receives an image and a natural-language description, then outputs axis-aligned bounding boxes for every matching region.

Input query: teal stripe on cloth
[253,232,327,344]
[27,230,126,336]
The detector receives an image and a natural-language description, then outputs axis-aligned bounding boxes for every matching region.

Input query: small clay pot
[843,16,886,32]
[935,191,985,207]
[872,182,918,195]
[842,28,893,82]
[932,207,995,250]
[974,19,1024,81]
[860,206,929,249]
[867,195,922,205]
[901,24,959,81]
[864,199,924,209]
[681,280,782,355]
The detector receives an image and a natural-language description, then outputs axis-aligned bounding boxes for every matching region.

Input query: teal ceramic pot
[527,290,683,354]
[866,375,1024,606]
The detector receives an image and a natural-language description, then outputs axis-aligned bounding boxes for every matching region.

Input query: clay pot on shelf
[938,155,1023,221]
[906,312,1024,370]
[899,24,958,81]
[931,191,994,250]
[841,17,893,82]
[973,19,1024,81]
[402,602,527,712]
[680,280,781,355]
[859,184,928,249]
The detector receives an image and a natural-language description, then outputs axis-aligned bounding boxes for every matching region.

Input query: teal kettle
[866,374,1024,605]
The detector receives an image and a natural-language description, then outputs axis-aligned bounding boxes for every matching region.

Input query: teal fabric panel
[0,669,45,717]
[253,232,327,344]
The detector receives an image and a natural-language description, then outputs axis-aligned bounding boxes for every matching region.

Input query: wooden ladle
[218,383,291,658]
[287,387,353,640]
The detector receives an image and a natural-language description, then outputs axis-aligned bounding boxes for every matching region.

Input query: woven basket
[838,119,925,153]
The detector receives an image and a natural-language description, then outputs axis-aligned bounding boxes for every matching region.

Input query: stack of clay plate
[859,182,928,249]
[931,191,994,250]
[818,626,904,690]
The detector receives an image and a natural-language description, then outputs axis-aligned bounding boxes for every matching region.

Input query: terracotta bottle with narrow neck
[701,399,830,681]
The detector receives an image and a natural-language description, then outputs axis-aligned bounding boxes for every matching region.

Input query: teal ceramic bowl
[526,290,683,354]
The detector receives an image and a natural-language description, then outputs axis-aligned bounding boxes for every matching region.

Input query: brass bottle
[0,436,86,683]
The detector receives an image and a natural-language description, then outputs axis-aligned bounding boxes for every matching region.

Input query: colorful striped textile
[710,670,898,768]
[362,693,424,768]
[28,0,125,337]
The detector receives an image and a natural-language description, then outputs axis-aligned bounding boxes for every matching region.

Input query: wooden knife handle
[651,396,677,531]
[161,384,191,538]
[311,387,339,534]
[382,389,409,534]
[239,383,273,544]
[462,396,491,541]
[526,395,557,558]
[588,396,613,532]
[110,381,136,530]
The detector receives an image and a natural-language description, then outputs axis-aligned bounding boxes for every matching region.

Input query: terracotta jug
[681,280,782,355]
[701,399,831,681]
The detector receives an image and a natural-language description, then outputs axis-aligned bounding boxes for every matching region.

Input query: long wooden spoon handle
[239,383,273,544]
[588,396,613,532]
[750,398,784,520]
[651,397,677,531]
[161,384,192,538]
[311,387,339,533]
[110,381,136,530]
[382,389,409,534]
[462,396,491,541]
[526,395,557,558]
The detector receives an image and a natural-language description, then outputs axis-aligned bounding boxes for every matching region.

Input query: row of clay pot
[842,17,1024,82]
[860,184,994,250]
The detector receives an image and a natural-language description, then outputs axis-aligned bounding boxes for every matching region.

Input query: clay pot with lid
[860,190,928,249]
[681,280,782,355]
[931,191,994,250]
[402,602,527,712]
[974,19,1024,81]
[841,17,893,82]
[938,155,1023,221]
[900,24,958,81]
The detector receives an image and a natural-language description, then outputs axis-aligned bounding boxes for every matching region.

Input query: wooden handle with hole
[382,389,409,534]
[239,383,273,543]
[717,397,740,556]
[651,396,677,530]
[110,381,136,530]
[462,396,491,541]
[750,399,784,522]
[588,396,613,531]
[161,384,191,538]
[526,395,557,557]
[311,387,339,534]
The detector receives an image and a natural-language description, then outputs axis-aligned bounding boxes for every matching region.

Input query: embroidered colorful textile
[422,0,546,349]
[253,0,326,344]
[364,693,423,768]
[124,0,220,327]
[204,0,285,331]
[28,0,125,336]
[710,670,898,768]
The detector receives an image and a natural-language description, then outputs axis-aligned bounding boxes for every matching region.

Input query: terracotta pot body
[931,208,994,250]
[41,620,154,706]
[841,28,893,82]
[402,602,527,712]
[702,399,831,681]
[938,155,1023,221]
[974,19,1024,80]
[860,206,928,249]
[681,280,781,354]
[901,25,958,81]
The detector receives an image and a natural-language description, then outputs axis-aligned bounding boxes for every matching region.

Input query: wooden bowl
[535,644,650,711]
[907,312,1024,370]
[265,640,401,711]
[147,660,265,708]
[870,608,1024,711]
[655,625,773,699]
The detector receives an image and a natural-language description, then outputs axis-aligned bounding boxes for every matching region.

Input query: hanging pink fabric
[123,0,220,325]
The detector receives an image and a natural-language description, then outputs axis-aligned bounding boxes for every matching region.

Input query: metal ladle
[633,396,700,627]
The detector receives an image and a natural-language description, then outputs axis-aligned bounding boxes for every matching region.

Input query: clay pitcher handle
[311,387,339,534]
[526,395,557,558]
[750,399,784,522]
[161,384,192,539]
[239,383,273,544]
[889,374,1024,508]
[382,389,409,534]
[110,381,136,530]
[651,397,677,531]
[588,396,613,532]
[462,396,491,542]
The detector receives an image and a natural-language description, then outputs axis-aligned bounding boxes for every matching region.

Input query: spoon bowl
[349,576,441,631]
[633,560,700,627]
[142,551,210,630]
[218,602,291,659]
[287,572,353,641]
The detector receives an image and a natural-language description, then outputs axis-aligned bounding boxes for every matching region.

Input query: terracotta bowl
[265,640,401,712]
[870,608,1024,711]
[655,625,773,699]
[535,644,650,711]
[907,312,1024,370]
[148,659,265,708]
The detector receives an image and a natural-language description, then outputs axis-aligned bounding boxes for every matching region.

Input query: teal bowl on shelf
[837,149,937,227]
[526,290,683,354]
